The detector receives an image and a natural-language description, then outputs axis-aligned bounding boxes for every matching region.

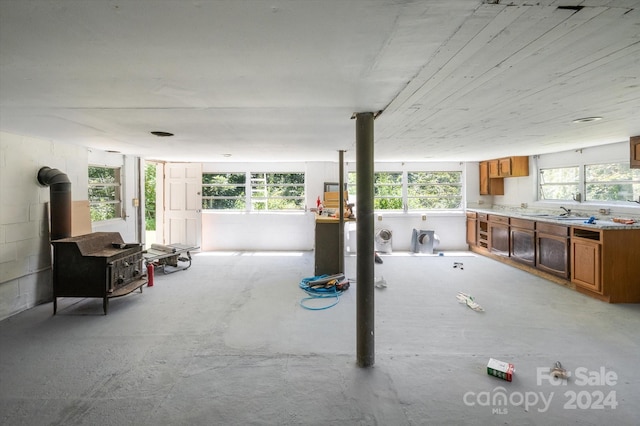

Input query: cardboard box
[487,358,515,382]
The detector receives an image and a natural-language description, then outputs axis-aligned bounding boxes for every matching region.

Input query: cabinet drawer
[536,222,568,237]
[510,218,535,230]
[489,214,509,225]
[477,213,488,221]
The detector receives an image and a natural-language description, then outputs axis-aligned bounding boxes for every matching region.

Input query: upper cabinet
[479,161,504,195]
[480,156,528,195]
[488,156,529,178]
[631,136,640,169]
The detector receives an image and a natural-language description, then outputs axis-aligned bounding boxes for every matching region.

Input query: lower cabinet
[489,215,509,256]
[510,218,535,267]
[477,213,489,250]
[536,222,569,278]
[466,212,477,246]
[571,234,601,293]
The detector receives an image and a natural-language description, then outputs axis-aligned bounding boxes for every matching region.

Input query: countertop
[467,208,640,230]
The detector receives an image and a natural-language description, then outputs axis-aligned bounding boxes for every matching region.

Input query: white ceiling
[1,0,639,163]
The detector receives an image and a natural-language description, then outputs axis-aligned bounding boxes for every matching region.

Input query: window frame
[88,165,122,222]
[348,168,464,212]
[202,171,306,212]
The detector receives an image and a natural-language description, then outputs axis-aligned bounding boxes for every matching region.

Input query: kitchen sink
[552,216,592,221]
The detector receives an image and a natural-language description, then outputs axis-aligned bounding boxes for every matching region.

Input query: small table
[143,243,199,274]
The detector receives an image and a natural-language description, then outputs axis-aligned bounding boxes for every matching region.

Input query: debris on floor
[487,358,515,382]
[375,276,387,289]
[374,252,383,264]
[299,273,350,310]
[453,262,464,270]
[551,361,568,379]
[456,292,484,312]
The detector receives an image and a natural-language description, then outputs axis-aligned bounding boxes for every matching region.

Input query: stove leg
[53,297,57,315]
[103,297,108,315]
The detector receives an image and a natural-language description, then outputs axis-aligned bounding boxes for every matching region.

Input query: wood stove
[51,232,147,315]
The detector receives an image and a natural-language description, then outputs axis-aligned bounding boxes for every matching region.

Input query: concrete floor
[1,251,638,425]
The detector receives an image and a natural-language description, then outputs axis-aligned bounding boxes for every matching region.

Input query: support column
[355,112,375,367]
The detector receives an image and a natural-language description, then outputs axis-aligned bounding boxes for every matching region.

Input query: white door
[164,163,202,248]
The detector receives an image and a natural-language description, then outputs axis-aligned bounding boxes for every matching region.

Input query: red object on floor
[146,263,154,287]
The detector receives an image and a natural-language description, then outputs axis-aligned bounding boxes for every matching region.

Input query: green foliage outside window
[202,173,246,210]
[88,166,121,221]
[145,163,156,230]
[585,163,640,202]
[539,167,580,200]
[407,171,462,209]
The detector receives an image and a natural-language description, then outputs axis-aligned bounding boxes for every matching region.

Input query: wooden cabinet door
[510,228,535,266]
[572,238,602,293]
[479,161,489,195]
[466,216,477,246]
[489,222,509,256]
[536,233,569,278]
[631,136,640,169]
[499,158,512,176]
[488,160,500,178]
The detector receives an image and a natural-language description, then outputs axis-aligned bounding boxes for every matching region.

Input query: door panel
[164,163,202,248]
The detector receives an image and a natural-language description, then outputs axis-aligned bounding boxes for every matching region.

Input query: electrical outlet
[378,215,383,221]
[521,203,528,209]
[599,208,610,215]
[421,214,427,221]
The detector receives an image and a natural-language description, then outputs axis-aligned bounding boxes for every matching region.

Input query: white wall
[0,132,141,320]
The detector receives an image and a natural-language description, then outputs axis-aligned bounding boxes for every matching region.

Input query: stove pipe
[37,167,72,240]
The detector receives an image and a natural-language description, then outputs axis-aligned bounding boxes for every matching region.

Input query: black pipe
[37,167,72,240]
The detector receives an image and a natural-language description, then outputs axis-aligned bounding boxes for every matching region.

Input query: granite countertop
[467,208,640,230]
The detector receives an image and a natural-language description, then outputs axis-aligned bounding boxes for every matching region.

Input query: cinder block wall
[0,132,88,320]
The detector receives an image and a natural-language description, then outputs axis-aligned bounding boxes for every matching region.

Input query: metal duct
[37,166,72,240]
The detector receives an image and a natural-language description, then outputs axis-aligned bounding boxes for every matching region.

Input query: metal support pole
[355,112,375,367]
[338,150,345,273]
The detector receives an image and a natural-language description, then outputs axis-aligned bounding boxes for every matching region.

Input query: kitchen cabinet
[489,215,509,256]
[571,230,601,293]
[631,135,640,169]
[479,161,504,195]
[315,219,341,276]
[571,227,640,302]
[510,218,535,267]
[466,211,477,246]
[477,213,489,250]
[498,156,529,177]
[536,222,569,278]
[488,160,500,178]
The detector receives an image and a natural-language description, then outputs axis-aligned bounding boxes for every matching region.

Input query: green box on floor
[487,358,515,382]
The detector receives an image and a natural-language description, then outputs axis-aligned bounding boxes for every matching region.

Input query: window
[374,172,403,210]
[202,173,246,210]
[202,172,305,211]
[348,170,463,211]
[251,172,305,211]
[407,171,462,209]
[539,162,640,202]
[585,162,640,202]
[88,166,122,221]
[539,167,579,201]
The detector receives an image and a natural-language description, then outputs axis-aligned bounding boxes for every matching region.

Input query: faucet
[559,206,571,216]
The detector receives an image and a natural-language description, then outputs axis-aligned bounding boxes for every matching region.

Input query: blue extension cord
[299,275,348,310]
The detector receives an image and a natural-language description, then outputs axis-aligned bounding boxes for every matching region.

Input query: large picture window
[88,166,122,221]
[539,167,580,201]
[251,172,305,211]
[407,171,462,209]
[202,173,246,210]
[539,162,639,202]
[202,172,305,211]
[585,162,640,202]
[348,170,463,211]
